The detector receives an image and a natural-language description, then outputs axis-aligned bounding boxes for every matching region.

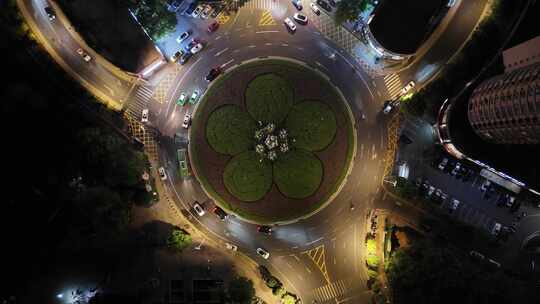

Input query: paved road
[19,0,497,302]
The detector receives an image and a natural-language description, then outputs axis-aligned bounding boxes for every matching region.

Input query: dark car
[208,21,219,33]
[205,67,222,82]
[211,5,223,18]
[257,225,272,235]
[213,206,228,220]
[328,0,337,6]
[184,3,197,15]
[179,52,192,65]
[316,0,332,12]
[44,6,56,20]
[169,0,183,11]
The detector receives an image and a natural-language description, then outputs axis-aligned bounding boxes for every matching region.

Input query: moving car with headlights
[76,48,92,62]
[257,225,272,235]
[213,206,228,220]
[45,6,56,20]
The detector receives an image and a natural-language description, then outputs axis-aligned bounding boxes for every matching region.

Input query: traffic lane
[401,0,488,84]
[27,0,132,100]
[324,223,364,278]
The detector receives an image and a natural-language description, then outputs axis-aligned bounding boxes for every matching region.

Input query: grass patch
[287,101,337,151]
[245,74,293,124]
[206,105,256,155]
[223,151,273,202]
[273,150,323,199]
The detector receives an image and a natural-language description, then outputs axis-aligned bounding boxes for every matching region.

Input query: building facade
[467,62,540,144]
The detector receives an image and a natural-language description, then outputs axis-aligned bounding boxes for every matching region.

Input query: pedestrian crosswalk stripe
[258,10,275,26]
[312,280,348,302]
[383,73,402,100]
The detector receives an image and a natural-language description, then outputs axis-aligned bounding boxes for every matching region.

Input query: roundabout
[189,59,356,223]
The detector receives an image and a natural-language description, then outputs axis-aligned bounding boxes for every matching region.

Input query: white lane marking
[281,43,289,46]
[333,50,375,98]
[215,47,229,57]
[256,30,280,34]
[103,85,115,96]
[306,237,323,246]
[168,57,202,105]
[220,59,235,68]
[248,45,256,48]
[265,43,272,46]
[215,35,222,40]
[305,267,312,274]
[291,255,300,261]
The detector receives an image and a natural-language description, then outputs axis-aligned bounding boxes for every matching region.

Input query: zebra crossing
[311,280,348,303]
[126,85,154,120]
[234,0,284,11]
[383,73,403,100]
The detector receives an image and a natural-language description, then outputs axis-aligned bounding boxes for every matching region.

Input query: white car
[190,43,204,54]
[438,158,448,170]
[491,222,501,236]
[451,162,461,175]
[450,199,460,212]
[192,5,204,18]
[400,80,415,96]
[201,5,212,19]
[141,109,149,123]
[158,167,167,180]
[193,202,205,216]
[284,17,296,32]
[182,113,191,129]
[76,48,92,62]
[427,185,435,197]
[176,31,190,43]
[256,247,270,259]
[310,2,320,14]
[480,180,491,192]
[293,13,308,24]
[226,243,238,251]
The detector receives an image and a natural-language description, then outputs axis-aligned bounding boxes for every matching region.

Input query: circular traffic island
[189,59,355,224]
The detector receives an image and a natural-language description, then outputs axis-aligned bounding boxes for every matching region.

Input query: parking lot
[158,0,227,62]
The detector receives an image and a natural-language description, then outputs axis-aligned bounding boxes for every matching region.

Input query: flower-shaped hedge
[205,74,337,202]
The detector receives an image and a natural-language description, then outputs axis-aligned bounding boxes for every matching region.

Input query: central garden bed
[189,59,355,223]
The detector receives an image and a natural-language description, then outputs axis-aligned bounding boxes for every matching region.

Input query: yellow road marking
[303,245,330,284]
[258,10,276,26]
[216,12,231,25]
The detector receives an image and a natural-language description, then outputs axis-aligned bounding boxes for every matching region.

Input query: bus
[177,148,191,178]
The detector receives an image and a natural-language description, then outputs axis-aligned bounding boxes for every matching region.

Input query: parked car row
[436,157,476,182]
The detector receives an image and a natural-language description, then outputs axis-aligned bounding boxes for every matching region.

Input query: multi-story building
[467,36,540,144]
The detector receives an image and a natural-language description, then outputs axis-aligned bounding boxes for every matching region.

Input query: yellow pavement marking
[216,12,231,25]
[258,10,276,26]
[302,245,330,284]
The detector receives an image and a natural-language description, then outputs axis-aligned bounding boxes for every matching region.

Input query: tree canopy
[386,240,531,304]
[131,0,177,41]
[228,277,255,304]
